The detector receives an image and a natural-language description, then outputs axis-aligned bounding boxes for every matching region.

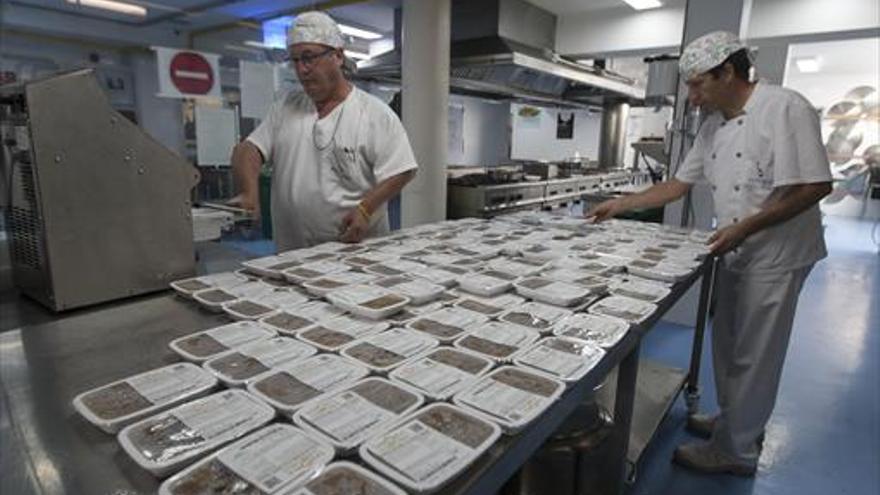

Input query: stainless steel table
[0,259,715,495]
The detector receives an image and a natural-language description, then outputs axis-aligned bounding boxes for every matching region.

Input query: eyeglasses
[288,48,335,69]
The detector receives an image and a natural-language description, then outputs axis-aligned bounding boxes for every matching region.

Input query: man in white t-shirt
[231,11,417,250]
[588,31,832,475]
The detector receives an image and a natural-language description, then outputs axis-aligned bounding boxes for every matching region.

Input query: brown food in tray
[492,367,558,397]
[198,289,237,304]
[410,319,463,339]
[417,405,494,449]
[167,459,261,495]
[304,466,397,495]
[457,299,501,316]
[226,300,272,317]
[268,260,301,272]
[361,294,406,310]
[345,343,405,368]
[502,311,551,330]
[517,278,552,290]
[263,313,313,332]
[352,380,417,415]
[80,382,152,420]
[176,334,228,358]
[126,416,206,464]
[300,327,355,349]
[428,349,487,375]
[209,353,270,381]
[176,280,210,292]
[458,335,518,359]
[253,372,322,407]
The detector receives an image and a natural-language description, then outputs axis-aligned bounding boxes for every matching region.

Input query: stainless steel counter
[0,259,714,495]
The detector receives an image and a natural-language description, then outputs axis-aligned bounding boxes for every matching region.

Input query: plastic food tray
[117,390,275,478]
[342,251,399,268]
[293,378,425,454]
[552,313,631,349]
[609,279,672,303]
[325,284,410,320]
[280,300,346,324]
[202,337,318,387]
[410,265,466,288]
[301,271,380,297]
[364,258,429,277]
[72,363,218,434]
[626,259,693,283]
[259,311,317,337]
[498,302,572,334]
[360,403,501,494]
[451,293,526,318]
[453,321,540,363]
[170,272,250,299]
[588,295,657,324]
[453,366,564,434]
[372,276,446,306]
[192,281,276,312]
[289,461,406,495]
[457,270,519,297]
[296,315,389,352]
[282,260,351,284]
[158,423,334,495]
[513,277,594,307]
[340,328,439,374]
[486,258,547,276]
[389,348,493,402]
[241,255,302,279]
[542,268,611,291]
[247,354,369,417]
[513,337,605,383]
[406,307,489,344]
[169,321,277,363]
[221,289,310,321]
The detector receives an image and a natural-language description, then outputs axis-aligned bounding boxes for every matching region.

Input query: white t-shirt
[247,86,418,250]
[676,83,832,273]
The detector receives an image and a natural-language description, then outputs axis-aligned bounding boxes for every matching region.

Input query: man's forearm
[739,182,831,237]
[232,141,263,205]
[360,169,416,215]
[620,179,691,211]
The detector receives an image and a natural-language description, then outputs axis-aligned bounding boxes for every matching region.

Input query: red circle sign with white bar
[169,52,215,95]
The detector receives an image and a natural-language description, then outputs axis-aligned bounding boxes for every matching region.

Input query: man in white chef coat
[588,31,832,475]
[231,11,418,250]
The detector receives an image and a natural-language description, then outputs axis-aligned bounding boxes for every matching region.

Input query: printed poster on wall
[557,112,574,140]
[154,47,222,99]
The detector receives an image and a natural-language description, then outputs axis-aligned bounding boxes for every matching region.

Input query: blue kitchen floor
[633,216,880,495]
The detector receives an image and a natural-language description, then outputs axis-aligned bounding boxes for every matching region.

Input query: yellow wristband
[357,203,371,221]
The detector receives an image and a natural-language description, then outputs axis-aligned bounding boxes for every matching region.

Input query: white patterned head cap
[679,31,747,80]
[287,11,346,49]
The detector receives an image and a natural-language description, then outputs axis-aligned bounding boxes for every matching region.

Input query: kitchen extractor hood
[356,0,645,107]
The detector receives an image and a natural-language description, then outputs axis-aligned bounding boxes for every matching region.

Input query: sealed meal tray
[289,461,405,495]
[278,300,347,326]
[340,328,439,373]
[487,258,547,276]
[158,423,334,495]
[409,265,465,288]
[259,311,317,337]
[241,255,302,279]
[363,258,428,277]
[448,243,500,260]
[382,301,445,325]
[282,260,351,284]
[171,272,250,299]
[325,284,410,320]
[118,389,275,478]
[513,337,605,383]
[499,302,572,334]
[406,307,488,344]
[513,277,594,307]
[293,378,424,454]
[343,251,399,268]
[169,321,277,363]
[222,289,310,321]
[247,354,369,416]
[626,259,693,283]
[302,271,380,297]
[457,270,519,297]
[552,313,630,349]
[588,295,657,324]
[360,403,501,493]
[389,348,493,401]
[542,268,611,292]
[372,275,446,306]
[203,337,318,387]
[609,279,671,303]
[192,281,276,312]
[297,315,389,352]
[453,321,540,363]
[453,366,564,434]
[417,252,471,267]
[452,293,525,318]
[72,363,218,434]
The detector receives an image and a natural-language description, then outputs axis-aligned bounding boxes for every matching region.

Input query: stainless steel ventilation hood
[357,0,645,107]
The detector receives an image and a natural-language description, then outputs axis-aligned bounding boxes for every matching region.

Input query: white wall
[555,5,685,57]
[510,104,601,162]
[448,95,510,166]
[747,0,880,40]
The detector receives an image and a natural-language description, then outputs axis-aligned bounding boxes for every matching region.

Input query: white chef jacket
[676,83,832,273]
[247,86,418,251]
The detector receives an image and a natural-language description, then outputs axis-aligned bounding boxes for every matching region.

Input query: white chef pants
[709,264,814,461]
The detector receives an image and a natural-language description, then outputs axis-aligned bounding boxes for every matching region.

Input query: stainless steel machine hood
[357,0,645,107]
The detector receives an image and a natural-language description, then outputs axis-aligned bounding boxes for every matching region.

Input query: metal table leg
[595,342,641,495]
[685,256,717,415]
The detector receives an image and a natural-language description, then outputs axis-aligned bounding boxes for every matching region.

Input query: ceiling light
[621,0,663,10]
[795,56,821,73]
[66,0,147,17]
[338,23,382,40]
[344,50,371,61]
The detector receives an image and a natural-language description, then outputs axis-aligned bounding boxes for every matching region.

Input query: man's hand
[586,198,627,223]
[340,206,369,243]
[707,223,750,255]
[227,193,259,213]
